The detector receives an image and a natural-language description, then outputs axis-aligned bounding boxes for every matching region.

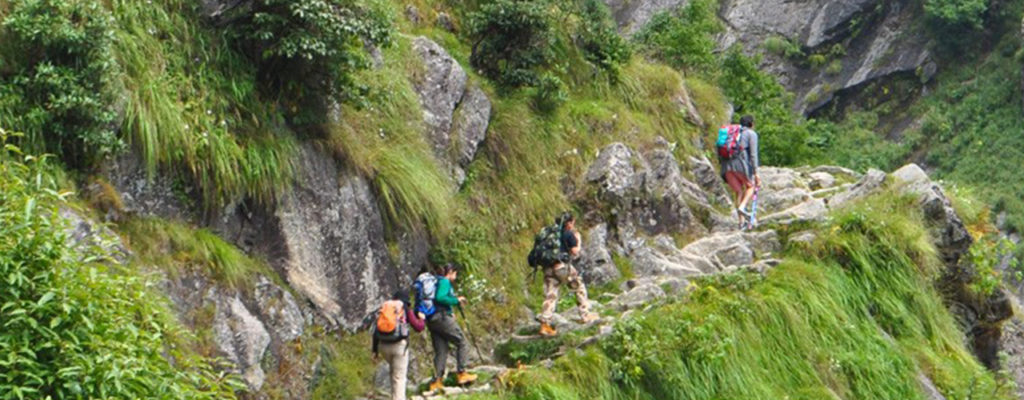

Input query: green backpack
[527,222,566,269]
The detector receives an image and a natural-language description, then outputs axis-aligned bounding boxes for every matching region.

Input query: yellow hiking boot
[539,322,557,337]
[428,378,444,392]
[457,371,478,385]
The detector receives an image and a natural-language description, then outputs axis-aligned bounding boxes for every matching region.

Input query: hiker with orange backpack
[718,115,761,228]
[426,263,477,392]
[372,290,425,400]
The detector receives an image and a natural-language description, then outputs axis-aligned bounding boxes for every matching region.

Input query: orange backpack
[374,300,409,342]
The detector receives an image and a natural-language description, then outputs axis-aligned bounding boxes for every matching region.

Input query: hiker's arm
[434,279,460,306]
[570,231,582,257]
[749,132,759,176]
[372,333,379,355]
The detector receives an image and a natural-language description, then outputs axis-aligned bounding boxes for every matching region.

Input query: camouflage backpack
[527,216,569,269]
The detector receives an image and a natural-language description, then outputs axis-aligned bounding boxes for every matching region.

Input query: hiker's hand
[457,296,467,304]
[372,353,380,362]
[754,174,762,188]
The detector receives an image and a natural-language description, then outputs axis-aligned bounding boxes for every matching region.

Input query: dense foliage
[468,0,556,88]
[0,0,122,168]
[925,0,990,29]
[575,0,631,79]
[0,132,237,399]
[632,0,721,72]
[229,0,393,113]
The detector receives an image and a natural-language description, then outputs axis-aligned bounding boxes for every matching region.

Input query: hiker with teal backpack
[527,212,598,337]
[372,290,425,400]
[423,263,477,392]
[717,115,761,229]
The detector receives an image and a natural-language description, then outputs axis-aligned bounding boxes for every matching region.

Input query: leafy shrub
[468,0,556,88]
[718,46,810,166]
[574,0,631,79]
[0,131,237,399]
[0,0,122,167]
[531,73,568,113]
[925,0,989,29]
[762,36,803,59]
[229,0,392,109]
[632,0,721,72]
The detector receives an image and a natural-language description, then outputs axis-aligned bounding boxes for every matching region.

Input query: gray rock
[807,172,836,190]
[58,207,128,262]
[892,164,971,267]
[758,187,812,215]
[608,284,666,311]
[760,198,828,225]
[274,143,400,329]
[681,231,779,269]
[829,169,886,208]
[405,4,421,24]
[759,167,807,191]
[105,150,191,220]
[917,373,948,400]
[720,0,933,116]
[638,145,707,235]
[603,0,690,34]
[674,83,705,128]
[630,242,717,278]
[891,163,930,184]
[689,156,730,205]
[789,230,818,245]
[437,12,456,32]
[254,277,305,343]
[411,36,491,187]
[579,223,620,285]
[452,86,491,170]
[585,143,639,201]
[807,165,861,181]
[199,0,249,20]
[998,316,1024,399]
[213,295,271,391]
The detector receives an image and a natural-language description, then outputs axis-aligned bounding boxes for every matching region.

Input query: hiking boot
[457,372,478,385]
[428,378,444,392]
[578,312,599,324]
[539,323,557,337]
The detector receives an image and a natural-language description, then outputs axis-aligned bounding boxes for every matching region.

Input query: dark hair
[740,115,755,128]
[392,289,407,301]
[439,262,459,276]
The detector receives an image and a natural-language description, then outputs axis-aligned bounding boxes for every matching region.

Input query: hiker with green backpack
[528,212,598,337]
[717,114,761,229]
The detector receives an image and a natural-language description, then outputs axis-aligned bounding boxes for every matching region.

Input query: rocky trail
[379,140,1001,400]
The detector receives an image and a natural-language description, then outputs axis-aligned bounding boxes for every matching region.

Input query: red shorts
[724,171,752,196]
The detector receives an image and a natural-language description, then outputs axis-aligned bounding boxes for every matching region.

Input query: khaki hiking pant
[428,313,468,380]
[379,339,408,400]
[538,263,591,325]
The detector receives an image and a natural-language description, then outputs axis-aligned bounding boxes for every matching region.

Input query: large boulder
[689,156,730,205]
[829,168,887,208]
[213,294,271,391]
[104,150,191,220]
[584,143,641,202]
[253,277,306,343]
[760,198,828,225]
[578,223,620,285]
[411,37,491,187]
[271,143,402,329]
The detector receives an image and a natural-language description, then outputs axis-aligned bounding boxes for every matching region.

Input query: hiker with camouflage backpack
[718,115,761,228]
[530,212,598,337]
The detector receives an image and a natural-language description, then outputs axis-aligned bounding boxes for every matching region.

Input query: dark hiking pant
[428,313,468,380]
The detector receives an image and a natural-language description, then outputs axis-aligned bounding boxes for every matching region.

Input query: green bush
[468,0,556,88]
[632,0,721,72]
[229,0,392,110]
[575,0,631,79]
[718,46,810,166]
[925,0,989,29]
[0,131,238,399]
[531,73,568,113]
[0,0,122,168]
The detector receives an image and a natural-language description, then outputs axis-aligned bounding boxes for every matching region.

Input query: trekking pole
[750,186,759,228]
[456,304,486,362]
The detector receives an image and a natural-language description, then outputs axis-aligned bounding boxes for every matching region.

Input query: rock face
[272,143,401,329]
[213,295,271,391]
[411,36,492,187]
[718,0,934,116]
[105,150,190,220]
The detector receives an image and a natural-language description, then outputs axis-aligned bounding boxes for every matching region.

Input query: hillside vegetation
[0,0,1019,399]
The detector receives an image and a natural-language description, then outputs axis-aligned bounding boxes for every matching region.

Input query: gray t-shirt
[719,128,759,180]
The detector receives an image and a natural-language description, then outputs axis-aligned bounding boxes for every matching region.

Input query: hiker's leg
[429,323,448,380]
[739,180,755,210]
[566,264,590,315]
[434,314,469,372]
[382,340,408,400]
[539,267,561,325]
